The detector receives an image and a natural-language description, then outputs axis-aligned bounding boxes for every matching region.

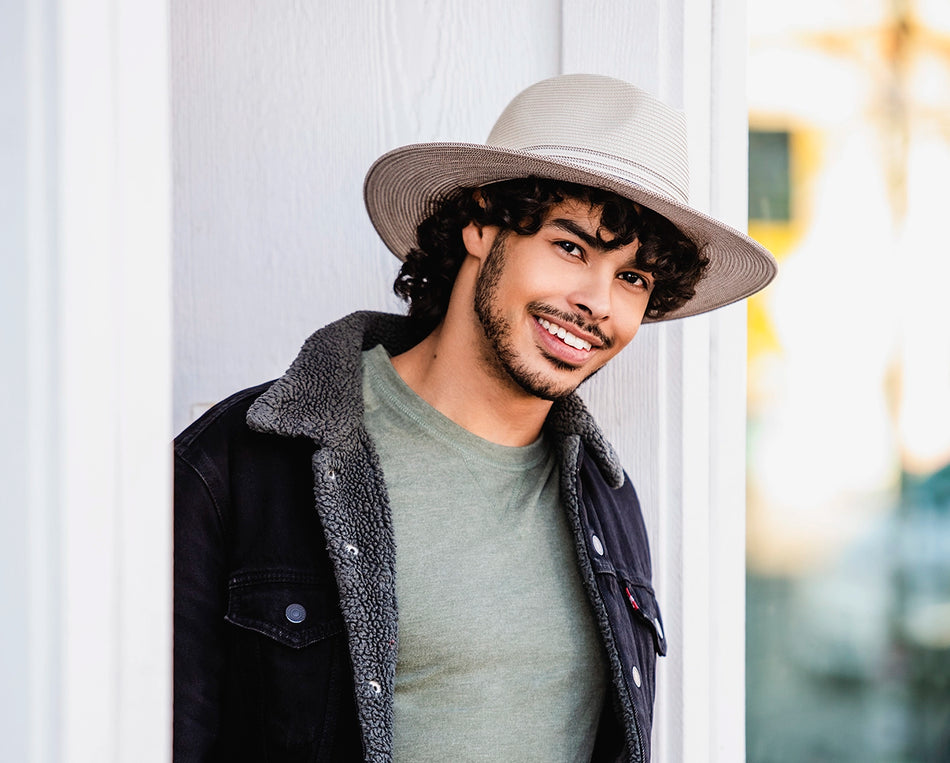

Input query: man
[174,74,775,762]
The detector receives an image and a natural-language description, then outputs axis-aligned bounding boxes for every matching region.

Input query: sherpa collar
[246,310,625,488]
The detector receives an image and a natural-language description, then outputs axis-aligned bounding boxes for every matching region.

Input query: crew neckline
[362,344,549,470]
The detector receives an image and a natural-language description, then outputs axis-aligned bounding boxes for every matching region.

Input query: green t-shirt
[361,344,607,762]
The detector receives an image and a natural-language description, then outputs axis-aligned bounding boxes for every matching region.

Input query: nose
[568,269,612,321]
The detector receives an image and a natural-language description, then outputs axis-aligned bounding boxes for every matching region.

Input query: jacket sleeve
[173,446,228,761]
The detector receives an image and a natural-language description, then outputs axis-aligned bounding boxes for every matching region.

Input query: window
[748,130,791,222]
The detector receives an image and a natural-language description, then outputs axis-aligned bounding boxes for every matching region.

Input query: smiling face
[470,199,653,400]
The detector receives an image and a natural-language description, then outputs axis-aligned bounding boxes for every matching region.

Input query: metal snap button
[591,534,605,556]
[654,617,664,641]
[285,603,307,624]
[631,665,642,688]
[344,543,359,557]
[368,680,381,695]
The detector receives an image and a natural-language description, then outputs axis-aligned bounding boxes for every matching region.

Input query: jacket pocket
[222,569,352,761]
[225,568,345,646]
[622,580,667,658]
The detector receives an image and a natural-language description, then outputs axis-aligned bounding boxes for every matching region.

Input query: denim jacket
[174,311,667,762]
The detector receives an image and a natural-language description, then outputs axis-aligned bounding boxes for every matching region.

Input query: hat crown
[486,74,690,204]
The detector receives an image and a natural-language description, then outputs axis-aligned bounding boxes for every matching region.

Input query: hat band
[514,144,689,204]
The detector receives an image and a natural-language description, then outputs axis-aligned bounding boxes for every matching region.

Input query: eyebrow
[546,218,602,248]
[546,217,637,256]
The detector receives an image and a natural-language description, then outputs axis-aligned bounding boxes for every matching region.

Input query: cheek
[502,268,555,309]
[607,324,647,358]
[607,328,639,360]
[612,291,650,340]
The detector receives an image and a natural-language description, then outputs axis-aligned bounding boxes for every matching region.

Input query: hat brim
[364,142,777,322]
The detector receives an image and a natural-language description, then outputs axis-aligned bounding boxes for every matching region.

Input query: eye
[555,240,584,259]
[618,271,651,289]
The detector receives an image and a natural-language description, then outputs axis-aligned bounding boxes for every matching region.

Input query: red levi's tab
[625,587,640,611]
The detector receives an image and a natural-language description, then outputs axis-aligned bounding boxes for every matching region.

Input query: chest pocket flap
[623,581,667,657]
[225,569,344,649]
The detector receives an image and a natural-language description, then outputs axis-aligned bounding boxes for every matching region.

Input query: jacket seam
[175,449,227,531]
[229,569,328,587]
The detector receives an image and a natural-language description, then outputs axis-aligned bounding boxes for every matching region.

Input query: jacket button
[631,665,642,688]
[344,543,360,557]
[285,603,307,624]
[327,467,338,481]
[367,680,382,695]
[591,534,605,556]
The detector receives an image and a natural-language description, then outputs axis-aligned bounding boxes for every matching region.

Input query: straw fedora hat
[363,73,776,322]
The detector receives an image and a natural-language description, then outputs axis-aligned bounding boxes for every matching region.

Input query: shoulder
[174,382,318,513]
[175,382,274,456]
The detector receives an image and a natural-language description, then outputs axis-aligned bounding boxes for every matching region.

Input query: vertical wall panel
[3,0,173,759]
[59,0,174,758]
[1,2,35,761]
[706,0,752,759]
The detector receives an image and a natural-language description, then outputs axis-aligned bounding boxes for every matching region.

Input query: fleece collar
[246,311,625,488]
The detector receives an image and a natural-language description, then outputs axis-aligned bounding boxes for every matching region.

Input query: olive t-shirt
[361,344,607,762]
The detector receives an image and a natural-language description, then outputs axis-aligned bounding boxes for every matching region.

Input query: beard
[472,234,611,401]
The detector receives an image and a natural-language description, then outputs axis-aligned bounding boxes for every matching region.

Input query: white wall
[1,0,172,760]
[2,2,34,759]
[171,0,560,430]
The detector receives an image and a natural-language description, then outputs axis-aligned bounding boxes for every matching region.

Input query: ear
[461,221,495,261]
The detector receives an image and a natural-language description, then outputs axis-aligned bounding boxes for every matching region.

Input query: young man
[174,74,775,762]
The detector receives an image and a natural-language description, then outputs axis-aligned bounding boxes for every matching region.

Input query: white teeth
[537,318,592,351]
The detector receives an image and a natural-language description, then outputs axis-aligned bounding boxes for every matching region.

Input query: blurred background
[745,1,950,760]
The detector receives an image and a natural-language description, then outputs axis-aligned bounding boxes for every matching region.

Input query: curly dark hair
[393,177,708,329]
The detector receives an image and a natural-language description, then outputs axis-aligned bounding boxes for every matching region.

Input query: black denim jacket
[174,312,666,762]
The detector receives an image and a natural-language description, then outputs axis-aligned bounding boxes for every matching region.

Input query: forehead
[541,197,634,247]
[542,198,604,228]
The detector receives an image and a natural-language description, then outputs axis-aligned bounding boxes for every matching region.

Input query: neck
[391,307,554,449]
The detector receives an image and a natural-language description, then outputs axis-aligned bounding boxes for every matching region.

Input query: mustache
[527,301,613,349]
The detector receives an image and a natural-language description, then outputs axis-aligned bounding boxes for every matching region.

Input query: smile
[536,317,593,351]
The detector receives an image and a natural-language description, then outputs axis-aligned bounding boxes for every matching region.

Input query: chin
[502,357,600,401]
